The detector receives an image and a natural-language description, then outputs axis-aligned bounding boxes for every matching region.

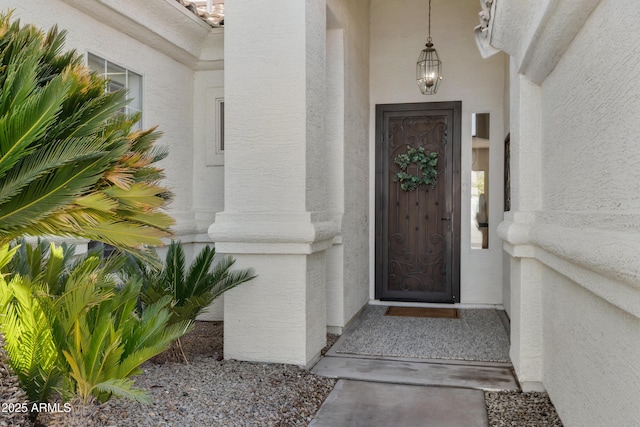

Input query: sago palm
[51,272,189,404]
[0,241,190,406]
[140,241,256,326]
[0,12,173,258]
[133,241,256,361]
[0,245,60,404]
[6,237,77,295]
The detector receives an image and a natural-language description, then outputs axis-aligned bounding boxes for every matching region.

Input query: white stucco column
[208,0,336,367]
[497,60,544,391]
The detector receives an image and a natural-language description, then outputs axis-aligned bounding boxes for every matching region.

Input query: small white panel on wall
[206,86,225,166]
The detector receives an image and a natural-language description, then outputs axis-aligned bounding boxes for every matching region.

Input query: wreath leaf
[392,146,438,191]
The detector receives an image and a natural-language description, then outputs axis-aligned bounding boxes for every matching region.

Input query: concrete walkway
[309,306,519,426]
[309,380,489,427]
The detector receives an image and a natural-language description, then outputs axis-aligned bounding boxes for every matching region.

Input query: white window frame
[215,98,225,154]
[86,53,144,130]
[206,86,225,166]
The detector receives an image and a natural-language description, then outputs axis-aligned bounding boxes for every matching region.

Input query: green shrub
[0,244,60,404]
[0,11,173,262]
[0,241,190,410]
[137,241,256,325]
[129,241,255,361]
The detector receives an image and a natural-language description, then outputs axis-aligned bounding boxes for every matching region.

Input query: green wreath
[392,146,438,191]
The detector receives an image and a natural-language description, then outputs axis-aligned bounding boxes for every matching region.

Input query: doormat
[384,306,460,319]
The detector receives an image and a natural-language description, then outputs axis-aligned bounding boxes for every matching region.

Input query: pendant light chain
[428,0,432,43]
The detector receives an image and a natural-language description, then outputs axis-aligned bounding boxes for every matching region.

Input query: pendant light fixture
[416,0,442,95]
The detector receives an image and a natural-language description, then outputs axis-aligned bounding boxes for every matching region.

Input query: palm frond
[5,238,46,279]
[40,26,78,79]
[163,241,186,302]
[78,221,171,247]
[118,210,175,229]
[43,241,75,295]
[117,319,191,376]
[0,243,19,274]
[0,37,41,115]
[137,242,256,329]
[0,153,117,237]
[210,262,257,301]
[73,192,119,212]
[185,245,216,299]
[0,64,70,180]
[172,295,214,324]
[0,273,61,403]
[0,135,114,205]
[103,182,168,210]
[93,378,150,404]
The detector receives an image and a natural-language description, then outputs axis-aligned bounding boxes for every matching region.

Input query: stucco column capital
[497,211,536,258]
[208,211,340,255]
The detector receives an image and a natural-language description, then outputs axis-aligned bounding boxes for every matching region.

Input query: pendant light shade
[416,0,442,95]
[416,41,442,95]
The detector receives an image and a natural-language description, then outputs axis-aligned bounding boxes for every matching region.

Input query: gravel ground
[485,390,563,426]
[35,322,338,427]
[3,323,564,427]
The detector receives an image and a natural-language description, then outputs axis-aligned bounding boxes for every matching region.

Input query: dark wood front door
[375,102,461,303]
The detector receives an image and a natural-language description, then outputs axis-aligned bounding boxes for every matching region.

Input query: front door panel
[375,102,461,303]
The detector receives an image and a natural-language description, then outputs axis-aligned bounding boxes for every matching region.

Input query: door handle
[441,215,451,231]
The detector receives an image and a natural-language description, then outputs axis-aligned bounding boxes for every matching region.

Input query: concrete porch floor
[309,305,519,426]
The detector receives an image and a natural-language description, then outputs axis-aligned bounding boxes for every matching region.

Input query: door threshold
[369,300,505,311]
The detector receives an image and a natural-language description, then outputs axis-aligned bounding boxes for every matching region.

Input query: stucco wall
[536,0,640,424]
[541,267,640,426]
[369,0,507,304]
[193,69,225,235]
[325,0,371,331]
[7,0,198,236]
[493,0,640,421]
[191,69,225,320]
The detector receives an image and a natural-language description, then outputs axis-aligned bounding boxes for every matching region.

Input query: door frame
[374,101,461,303]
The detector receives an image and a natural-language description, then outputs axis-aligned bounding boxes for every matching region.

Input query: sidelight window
[471,113,490,249]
